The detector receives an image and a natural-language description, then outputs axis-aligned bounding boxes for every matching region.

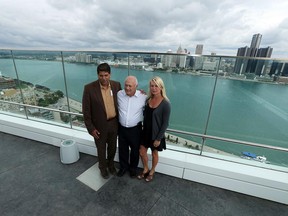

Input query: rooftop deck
[0,131,287,216]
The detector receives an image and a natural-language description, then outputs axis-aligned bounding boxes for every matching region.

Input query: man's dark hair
[97,63,111,74]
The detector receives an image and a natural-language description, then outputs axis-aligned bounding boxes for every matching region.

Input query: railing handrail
[1,48,288,61]
[0,99,82,116]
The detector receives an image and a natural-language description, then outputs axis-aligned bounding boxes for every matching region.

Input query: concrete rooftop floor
[0,131,287,216]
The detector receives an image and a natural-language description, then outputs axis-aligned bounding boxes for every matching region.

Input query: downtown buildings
[234,33,273,76]
[234,33,288,78]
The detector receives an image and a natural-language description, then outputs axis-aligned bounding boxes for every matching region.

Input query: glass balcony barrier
[0,49,287,171]
[166,129,288,171]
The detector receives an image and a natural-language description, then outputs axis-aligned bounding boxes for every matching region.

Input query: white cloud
[0,0,287,57]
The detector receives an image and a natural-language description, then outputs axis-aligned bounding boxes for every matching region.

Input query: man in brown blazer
[82,63,121,179]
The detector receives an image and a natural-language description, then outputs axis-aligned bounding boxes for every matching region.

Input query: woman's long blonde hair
[147,76,169,101]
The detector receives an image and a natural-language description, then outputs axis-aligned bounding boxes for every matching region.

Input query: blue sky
[0,0,288,58]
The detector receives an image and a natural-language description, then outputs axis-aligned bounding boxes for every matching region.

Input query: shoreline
[59,97,82,113]
[165,133,238,157]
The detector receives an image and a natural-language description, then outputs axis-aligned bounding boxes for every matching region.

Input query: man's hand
[91,129,100,139]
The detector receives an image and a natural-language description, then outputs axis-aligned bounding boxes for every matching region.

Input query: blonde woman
[137,76,171,182]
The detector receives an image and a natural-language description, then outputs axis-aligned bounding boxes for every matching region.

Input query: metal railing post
[11,50,29,119]
[60,51,73,128]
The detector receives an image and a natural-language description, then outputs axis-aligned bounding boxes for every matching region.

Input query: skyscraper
[195,44,203,55]
[175,45,187,68]
[257,46,273,58]
[234,33,273,75]
[250,33,262,57]
[250,33,262,49]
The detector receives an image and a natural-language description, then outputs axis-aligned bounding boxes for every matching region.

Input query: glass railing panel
[0,50,19,102]
[0,50,27,118]
[60,51,99,118]
[167,55,220,144]
[203,56,288,167]
[11,50,65,106]
[126,53,221,152]
[126,53,223,154]
[0,50,66,121]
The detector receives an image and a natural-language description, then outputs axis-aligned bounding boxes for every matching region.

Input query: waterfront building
[234,33,273,75]
[250,33,262,56]
[86,54,92,63]
[250,33,262,48]
[176,44,187,68]
[195,44,203,55]
[194,56,204,71]
[270,61,288,76]
[257,46,273,58]
[161,49,174,67]
[75,52,93,63]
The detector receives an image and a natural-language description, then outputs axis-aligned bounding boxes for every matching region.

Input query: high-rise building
[236,46,252,56]
[161,49,173,68]
[250,34,262,57]
[176,45,187,68]
[257,46,273,58]
[250,33,262,49]
[234,34,273,75]
[195,44,203,55]
[236,33,264,58]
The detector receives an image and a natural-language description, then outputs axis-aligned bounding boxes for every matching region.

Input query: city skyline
[0,0,288,58]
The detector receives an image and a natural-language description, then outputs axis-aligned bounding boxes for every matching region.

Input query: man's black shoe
[117,169,126,177]
[100,169,109,179]
[130,170,137,178]
[109,167,117,175]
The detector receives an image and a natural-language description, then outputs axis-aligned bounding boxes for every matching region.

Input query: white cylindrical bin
[60,139,80,164]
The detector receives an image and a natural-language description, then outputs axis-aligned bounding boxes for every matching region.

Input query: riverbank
[59,97,82,113]
[165,133,237,157]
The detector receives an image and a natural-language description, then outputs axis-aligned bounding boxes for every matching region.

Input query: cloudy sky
[1,0,288,57]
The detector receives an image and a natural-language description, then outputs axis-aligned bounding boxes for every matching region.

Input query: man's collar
[132,90,142,97]
[100,82,111,89]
